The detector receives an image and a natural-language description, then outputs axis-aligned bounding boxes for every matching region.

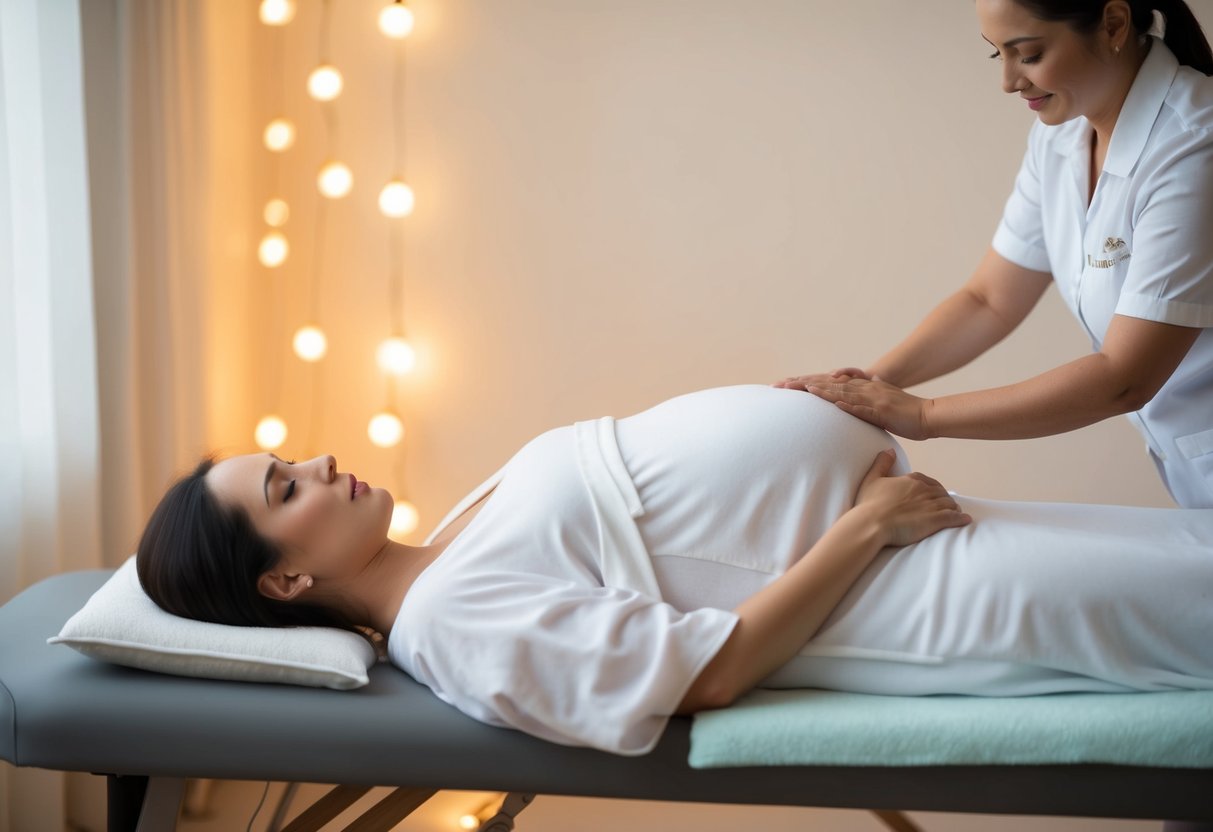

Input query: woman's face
[976,0,1120,126]
[207,453,394,587]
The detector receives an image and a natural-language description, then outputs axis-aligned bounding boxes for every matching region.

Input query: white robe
[388,385,1213,755]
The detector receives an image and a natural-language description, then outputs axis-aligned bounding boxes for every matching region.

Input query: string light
[264,198,290,227]
[379,2,415,39]
[317,161,354,198]
[378,180,415,218]
[389,500,420,539]
[307,65,344,101]
[259,0,296,26]
[258,231,289,267]
[263,118,296,152]
[457,814,479,831]
[254,415,289,450]
[292,325,328,362]
[368,412,405,448]
[376,336,416,375]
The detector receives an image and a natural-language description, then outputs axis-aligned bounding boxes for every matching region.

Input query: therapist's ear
[1100,1,1132,52]
[257,571,313,602]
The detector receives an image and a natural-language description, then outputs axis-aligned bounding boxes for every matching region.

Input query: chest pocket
[1077,235,1132,343]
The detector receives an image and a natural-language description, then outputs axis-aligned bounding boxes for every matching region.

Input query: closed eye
[284,480,296,502]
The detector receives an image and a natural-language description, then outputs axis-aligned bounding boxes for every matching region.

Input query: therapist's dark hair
[1013,0,1213,75]
[136,458,367,635]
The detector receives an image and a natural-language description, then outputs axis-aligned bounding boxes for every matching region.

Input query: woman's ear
[257,571,312,602]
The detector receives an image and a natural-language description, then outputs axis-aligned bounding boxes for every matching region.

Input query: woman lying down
[137,385,1213,756]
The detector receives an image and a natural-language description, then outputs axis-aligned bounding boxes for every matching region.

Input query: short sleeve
[992,122,1053,273]
[391,574,738,756]
[1114,134,1213,328]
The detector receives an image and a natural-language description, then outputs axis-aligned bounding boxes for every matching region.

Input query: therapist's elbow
[677,669,743,714]
[1108,378,1162,415]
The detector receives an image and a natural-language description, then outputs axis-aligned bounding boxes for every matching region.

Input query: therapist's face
[977,0,1123,127]
[207,453,393,592]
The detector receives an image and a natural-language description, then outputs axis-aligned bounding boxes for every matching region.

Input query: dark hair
[1013,0,1213,75]
[136,458,365,634]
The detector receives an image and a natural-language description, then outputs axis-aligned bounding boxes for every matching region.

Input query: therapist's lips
[1025,94,1052,111]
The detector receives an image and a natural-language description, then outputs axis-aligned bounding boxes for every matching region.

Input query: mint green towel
[689,690,1213,768]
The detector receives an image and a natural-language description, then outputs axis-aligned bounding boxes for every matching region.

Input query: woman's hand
[807,377,933,440]
[773,367,872,390]
[851,450,971,547]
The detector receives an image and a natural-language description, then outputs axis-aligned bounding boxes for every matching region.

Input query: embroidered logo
[1087,236,1131,269]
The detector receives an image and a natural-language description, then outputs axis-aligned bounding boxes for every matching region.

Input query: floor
[172,779,1162,832]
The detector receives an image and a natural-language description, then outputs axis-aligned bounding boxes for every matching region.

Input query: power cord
[246,781,272,832]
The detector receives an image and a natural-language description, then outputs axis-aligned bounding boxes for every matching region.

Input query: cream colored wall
[215,0,1213,537]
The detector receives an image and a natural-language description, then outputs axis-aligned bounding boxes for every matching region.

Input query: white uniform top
[389,386,1213,756]
[993,39,1213,507]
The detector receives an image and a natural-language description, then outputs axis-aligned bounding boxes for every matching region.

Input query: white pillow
[49,556,375,690]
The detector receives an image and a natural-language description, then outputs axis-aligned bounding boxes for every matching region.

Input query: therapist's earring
[306,577,314,588]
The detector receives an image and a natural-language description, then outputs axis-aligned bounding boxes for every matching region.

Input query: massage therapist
[778,0,1213,508]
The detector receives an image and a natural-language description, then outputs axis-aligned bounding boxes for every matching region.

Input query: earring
[306,577,314,588]
[1114,43,1121,54]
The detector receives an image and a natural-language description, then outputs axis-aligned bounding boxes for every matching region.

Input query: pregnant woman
[137,385,1213,756]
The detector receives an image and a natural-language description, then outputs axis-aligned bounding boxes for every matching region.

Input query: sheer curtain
[1,0,220,827]
[0,2,101,828]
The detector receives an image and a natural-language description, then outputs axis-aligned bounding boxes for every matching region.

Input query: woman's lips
[1026,94,1052,111]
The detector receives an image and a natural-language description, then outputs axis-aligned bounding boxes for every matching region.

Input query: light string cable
[254,2,292,453]
[305,0,337,458]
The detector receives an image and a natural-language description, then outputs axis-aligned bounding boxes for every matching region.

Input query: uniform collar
[1104,38,1179,177]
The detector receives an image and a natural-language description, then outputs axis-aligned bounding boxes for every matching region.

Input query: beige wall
[211,0,1213,535]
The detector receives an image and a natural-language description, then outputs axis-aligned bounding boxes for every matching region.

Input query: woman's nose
[305,455,337,482]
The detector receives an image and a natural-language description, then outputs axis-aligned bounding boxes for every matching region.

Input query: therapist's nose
[1002,61,1025,94]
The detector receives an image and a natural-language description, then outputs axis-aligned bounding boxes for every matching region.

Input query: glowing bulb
[258,231,289,267]
[458,814,479,831]
[377,337,416,375]
[368,412,404,448]
[318,162,353,198]
[293,325,327,362]
[378,3,415,39]
[263,118,295,152]
[264,198,290,227]
[255,415,288,450]
[259,0,295,25]
[389,500,420,539]
[307,65,343,101]
[378,180,415,218]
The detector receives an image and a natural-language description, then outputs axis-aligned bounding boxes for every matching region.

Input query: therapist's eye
[1021,53,1042,64]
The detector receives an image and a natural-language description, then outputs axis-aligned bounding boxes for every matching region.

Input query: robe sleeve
[391,573,738,756]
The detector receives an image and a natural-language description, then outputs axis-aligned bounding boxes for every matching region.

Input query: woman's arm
[775,248,1052,391]
[676,451,970,714]
[809,314,1202,441]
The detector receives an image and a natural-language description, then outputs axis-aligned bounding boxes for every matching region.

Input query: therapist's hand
[773,367,872,390]
[808,377,934,441]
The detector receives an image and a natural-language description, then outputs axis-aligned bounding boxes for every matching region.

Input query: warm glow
[258,231,289,267]
[307,65,344,101]
[458,814,478,831]
[263,118,296,152]
[376,337,416,375]
[259,0,295,26]
[292,325,328,362]
[389,500,420,539]
[317,162,353,198]
[264,198,290,227]
[378,180,415,218]
[255,415,288,450]
[378,3,415,39]
[368,412,405,448]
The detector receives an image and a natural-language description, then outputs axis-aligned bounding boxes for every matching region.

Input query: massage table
[3,570,1212,831]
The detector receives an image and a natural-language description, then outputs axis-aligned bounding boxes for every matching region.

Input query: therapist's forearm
[676,508,887,713]
[926,352,1147,439]
[872,286,1022,389]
